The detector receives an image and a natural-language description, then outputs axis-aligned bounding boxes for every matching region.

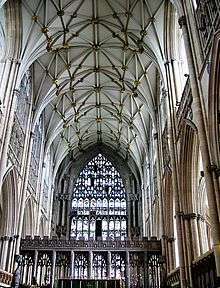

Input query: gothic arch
[178,122,212,258]
[0,167,18,236]
[3,0,21,63]
[208,30,220,166]
[39,217,45,237]
[56,144,141,197]
[52,144,143,239]
[178,124,199,214]
[21,197,35,237]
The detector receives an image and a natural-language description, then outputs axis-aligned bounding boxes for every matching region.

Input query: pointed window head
[71,153,127,240]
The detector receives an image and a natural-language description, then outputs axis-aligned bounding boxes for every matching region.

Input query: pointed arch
[208,30,220,166]
[0,166,18,236]
[70,153,128,240]
[21,197,35,237]
[178,124,199,213]
[39,217,45,237]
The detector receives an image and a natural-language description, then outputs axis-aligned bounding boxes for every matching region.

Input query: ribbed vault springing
[19,0,166,170]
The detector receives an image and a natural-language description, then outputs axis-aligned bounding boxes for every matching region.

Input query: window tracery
[8,71,32,171]
[71,154,127,240]
[74,253,88,279]
[111,253,126,280]
[93,254,107,279]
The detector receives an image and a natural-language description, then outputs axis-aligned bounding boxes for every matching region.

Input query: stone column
[0,89,18,188]
[51,250,56,288]
[190,215,200,259]
[127,198,131,238]
[179,14,220,276]
[107,251,111,279]
[0,237,4,262]
[61,197,66,227]
[131,178,136,230]
[201,219,209,252]
[6,237,13,272]
[10,235,19,272]
[197,216,204,255]
[0,236,10,270]
[71,251,75,278]
[15,132,34,255]
[167,238,175,271]
[183,215,192,287]
[33,250,38,277]
[154,125,167,264]
[66,178,73,240]
[164,61,187,287]
[88,251,93,279]
[126,251,130,288]
[170,238,176,270]
[162,236,169,272]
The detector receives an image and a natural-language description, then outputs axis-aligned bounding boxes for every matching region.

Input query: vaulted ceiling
[19,0,167,170]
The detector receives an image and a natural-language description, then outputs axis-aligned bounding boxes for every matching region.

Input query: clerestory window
[70,153,127,240]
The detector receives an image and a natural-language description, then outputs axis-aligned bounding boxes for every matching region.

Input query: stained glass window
[71,153,127,240]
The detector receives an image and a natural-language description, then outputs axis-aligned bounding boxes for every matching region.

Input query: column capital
[7,57,21,64]
[175,211,184,218]
[2,236,10,241]
[164,60,170,66]
[0,57,21,64]
[167,237,175,243]
[197,214,205,221]
[161,234,168,240]
[207,164,220,177]
[182,212,197,220]
[170,58,177,63]
[161,88,168,98]
[178,16,187,28]
[153,133,158,140]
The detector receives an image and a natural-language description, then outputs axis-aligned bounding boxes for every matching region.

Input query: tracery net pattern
[71,153,127,240]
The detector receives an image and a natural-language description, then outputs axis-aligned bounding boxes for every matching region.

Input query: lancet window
[71,153,127,240]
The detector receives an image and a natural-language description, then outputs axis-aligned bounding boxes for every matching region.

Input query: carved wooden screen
[74,253,88,279]
[93,253,107,279]
[71,153,127,240]
[111,253,126,280]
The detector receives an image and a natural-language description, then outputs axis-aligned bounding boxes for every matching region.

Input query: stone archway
[52,144,143,240]
[208,30,220,168]
[21,198,35,238]
[0,167,18,271]
[0,167,18,236]
[208,30,220,227]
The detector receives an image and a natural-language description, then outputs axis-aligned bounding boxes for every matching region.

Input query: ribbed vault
[19,0,167,169]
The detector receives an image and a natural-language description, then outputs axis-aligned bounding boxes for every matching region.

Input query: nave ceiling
[4,0,169,171]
